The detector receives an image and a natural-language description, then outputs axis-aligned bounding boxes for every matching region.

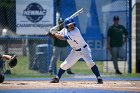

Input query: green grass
[7,56,103,78]
[58,61,104,75]
[8,56,47,78]
[6,56,140,78]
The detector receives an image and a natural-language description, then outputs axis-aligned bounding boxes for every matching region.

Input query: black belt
[75,44,87,51]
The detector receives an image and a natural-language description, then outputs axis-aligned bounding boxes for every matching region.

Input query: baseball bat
[69,8,84,19]
[50,8,84,32]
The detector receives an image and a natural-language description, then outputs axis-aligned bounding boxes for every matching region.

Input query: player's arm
[124,34,128,44]
[2,55,12,60]
[123,26,128,44]
[52,32,65,40]
[107,37,111,50]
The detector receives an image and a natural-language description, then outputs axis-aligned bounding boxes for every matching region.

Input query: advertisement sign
[16,0,54,35]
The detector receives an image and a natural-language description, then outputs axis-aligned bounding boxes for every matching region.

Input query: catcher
[0,54,17,83]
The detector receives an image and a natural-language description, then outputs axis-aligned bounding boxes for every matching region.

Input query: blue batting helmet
[64,17,75,28]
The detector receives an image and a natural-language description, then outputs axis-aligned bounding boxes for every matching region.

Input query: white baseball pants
[60,46,95,70]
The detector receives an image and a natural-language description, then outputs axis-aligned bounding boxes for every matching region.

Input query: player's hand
[51,31,56,36]
[46,31,55,38]
[50,26,58,32]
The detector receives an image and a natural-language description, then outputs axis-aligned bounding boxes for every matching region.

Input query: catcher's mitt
[0,74,4,83]
[8,55,17,68]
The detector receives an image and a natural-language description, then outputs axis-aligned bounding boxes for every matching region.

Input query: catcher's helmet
[64,17,75,28]
[0,74,4,83]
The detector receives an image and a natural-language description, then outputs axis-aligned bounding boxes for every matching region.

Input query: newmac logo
[23,3,47,23]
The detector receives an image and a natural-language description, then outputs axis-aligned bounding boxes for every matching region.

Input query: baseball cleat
[116,70,122,74]
[97,79,103,84]
[67,71,75,74]
[50,78,59,83]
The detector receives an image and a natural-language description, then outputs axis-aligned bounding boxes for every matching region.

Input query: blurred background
[0,0,139,77]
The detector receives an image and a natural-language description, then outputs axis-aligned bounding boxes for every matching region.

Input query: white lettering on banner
[16,24,52,27]
[86,40,103,50]
[95,40,102,50]
[23,10,46,16]
[16,0,54,35]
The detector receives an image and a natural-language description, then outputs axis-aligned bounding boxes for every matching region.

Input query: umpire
[107,16,128,74]
[48,18,74,75]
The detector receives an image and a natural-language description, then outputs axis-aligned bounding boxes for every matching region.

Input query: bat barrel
[70,8,84,19]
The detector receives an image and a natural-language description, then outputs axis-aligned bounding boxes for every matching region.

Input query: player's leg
[58,50,80,78]
[118,46,126,59]
[111,47,122,74]
[50,50,80,83]
[82,47,103,84]
[49,46,60,75]
[61,47,75,74]
[0,57,4,74]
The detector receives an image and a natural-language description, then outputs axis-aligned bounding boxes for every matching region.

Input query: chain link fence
[0,0,131,75]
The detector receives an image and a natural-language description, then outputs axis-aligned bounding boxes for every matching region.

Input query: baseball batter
[49,17,103,84]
